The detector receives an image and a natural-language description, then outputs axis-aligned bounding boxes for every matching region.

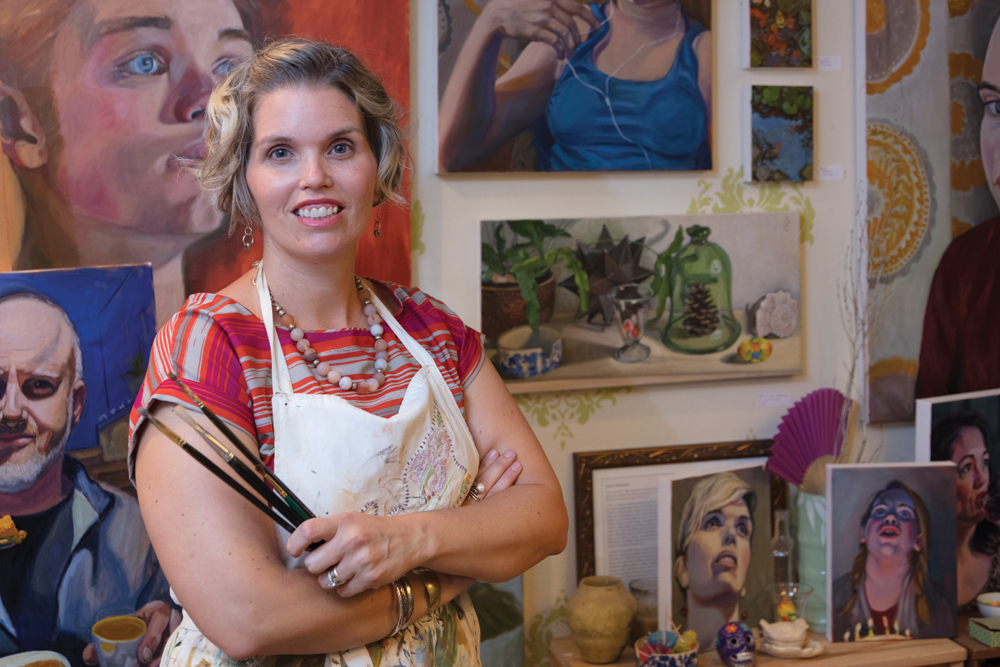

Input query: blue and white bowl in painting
[634,639,699,667]
[496,325,563,378]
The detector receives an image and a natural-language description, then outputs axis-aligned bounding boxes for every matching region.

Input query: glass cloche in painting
[662,225,741,354]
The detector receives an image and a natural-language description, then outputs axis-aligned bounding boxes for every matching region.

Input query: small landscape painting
[479,213,802,393]
[744,86,815,182]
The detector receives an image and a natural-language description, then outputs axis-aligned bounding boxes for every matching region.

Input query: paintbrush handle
[140,409,298,534]
[168,372,317,520]
[167,372,316,519]
[182,443,298,534]
[173,408,308,526]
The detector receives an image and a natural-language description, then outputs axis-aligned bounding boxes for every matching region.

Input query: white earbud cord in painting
[562,1,683,169]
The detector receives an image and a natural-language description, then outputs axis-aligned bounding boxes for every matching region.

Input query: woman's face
[246,83,378,265]
[685,498,753,603]
[952,426,990,524]
[862,488,923,560]
[980,21,1000,210]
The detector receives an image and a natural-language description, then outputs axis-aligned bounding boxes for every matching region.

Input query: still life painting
[826,464,957,642]
[659,465,772,652]
[437,0,713,172]
[480,213,802,392]
[744,85,815,182]
[742,0,813,68]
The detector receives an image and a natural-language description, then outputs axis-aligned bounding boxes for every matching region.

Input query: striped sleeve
[127,295,256,483]
[390,284,485,390]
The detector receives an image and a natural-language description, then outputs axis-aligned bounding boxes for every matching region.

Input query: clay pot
[480,271,556,341]
[568,576,637,664]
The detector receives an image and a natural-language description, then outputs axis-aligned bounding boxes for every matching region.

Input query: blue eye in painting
[119,52,167,77]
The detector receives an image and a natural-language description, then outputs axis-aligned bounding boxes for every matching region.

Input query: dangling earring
[242,224,254,249]
[373,212,381,238]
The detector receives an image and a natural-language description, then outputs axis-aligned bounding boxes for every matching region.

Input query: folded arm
[133,404,466,659]
[287,360,568,592]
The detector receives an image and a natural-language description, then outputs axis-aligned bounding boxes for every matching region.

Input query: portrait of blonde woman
[671,468,770,650]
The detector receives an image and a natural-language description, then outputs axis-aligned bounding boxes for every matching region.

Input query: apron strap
[360,279,472,431]
[361,279,438,378]
[255,263,295,395]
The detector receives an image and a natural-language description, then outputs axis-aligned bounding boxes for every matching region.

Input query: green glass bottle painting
[662,225,741,354]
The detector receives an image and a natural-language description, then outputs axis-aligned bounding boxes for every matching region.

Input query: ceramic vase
[496,324,563,378]
[480,271,556,340]
[791,488,827,633]
[568,576,637,664]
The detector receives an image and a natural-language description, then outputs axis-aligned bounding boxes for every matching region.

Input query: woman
[438,0,711,171]
[832,481,953,640]
[673,472,755,650]
[931,414,1000,611]
[127,39,568,666]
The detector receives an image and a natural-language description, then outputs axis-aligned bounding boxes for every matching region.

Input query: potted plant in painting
[481,220,589,377]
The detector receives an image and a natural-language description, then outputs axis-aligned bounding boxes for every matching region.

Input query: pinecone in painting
[683,283,719,337]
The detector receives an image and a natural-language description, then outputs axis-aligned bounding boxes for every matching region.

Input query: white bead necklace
[268,276,388,394]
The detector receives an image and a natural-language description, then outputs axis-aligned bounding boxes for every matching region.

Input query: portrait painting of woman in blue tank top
[438,0,712,173]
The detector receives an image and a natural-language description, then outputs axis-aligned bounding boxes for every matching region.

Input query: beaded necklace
[268,276,388,393]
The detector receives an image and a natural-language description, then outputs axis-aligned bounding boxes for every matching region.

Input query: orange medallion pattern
[867,121,932,277]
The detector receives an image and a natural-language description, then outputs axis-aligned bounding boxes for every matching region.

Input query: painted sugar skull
[716,622,756,667]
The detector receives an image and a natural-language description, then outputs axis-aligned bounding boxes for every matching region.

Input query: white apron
[163,266,482,667]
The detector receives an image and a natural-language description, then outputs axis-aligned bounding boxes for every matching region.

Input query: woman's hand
[463,448,522,505]
[287,449,524,596]
[482,0,600,59]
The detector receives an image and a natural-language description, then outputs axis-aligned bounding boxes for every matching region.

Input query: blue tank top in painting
[543,3,710,171]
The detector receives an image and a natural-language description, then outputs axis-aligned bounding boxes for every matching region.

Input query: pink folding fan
[766,388,858,494]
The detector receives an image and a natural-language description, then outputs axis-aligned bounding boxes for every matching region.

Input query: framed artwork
[741,0,813,68]
[572,439,780,582]
[437,0,713,172]
[481,213,802,393]
[743,86,815,182]
[659,465,772,649]
[0,265,170,658]
[915,387,1000,613]
[470,577,525,667]
[0,1,411,325]
[0,265,156,488]
[866,1,1000,422]
[826,463,957,641]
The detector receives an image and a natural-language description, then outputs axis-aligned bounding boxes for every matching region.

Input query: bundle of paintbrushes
[138,372,315,534]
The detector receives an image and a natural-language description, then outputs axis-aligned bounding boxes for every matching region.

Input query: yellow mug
[92,616,146,667]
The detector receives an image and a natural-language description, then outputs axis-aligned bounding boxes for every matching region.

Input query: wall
[411,0,896,662]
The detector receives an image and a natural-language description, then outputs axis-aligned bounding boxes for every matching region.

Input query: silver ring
[468,481,486,502]
[327,565,345,588]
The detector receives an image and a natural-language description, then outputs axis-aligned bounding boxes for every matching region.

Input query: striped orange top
[127,282,484,477]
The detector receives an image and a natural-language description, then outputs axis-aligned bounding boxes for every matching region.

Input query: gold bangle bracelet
[412,567,442,611]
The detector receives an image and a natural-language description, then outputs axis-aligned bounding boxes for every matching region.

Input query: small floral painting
[747,0,813,68]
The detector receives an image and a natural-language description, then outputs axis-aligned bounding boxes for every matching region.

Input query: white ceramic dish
[759,638,825,659]
[0,651,71,667]
[978,592,1000,618]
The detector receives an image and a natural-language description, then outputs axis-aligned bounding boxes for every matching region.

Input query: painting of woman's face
[862,488,923,559]
[950,426,990,523]
[685,498,753,603]
[980,21,1000,211]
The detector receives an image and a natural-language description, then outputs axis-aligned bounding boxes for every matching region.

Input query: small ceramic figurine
[758,619,825,658]
[716,622,756,667]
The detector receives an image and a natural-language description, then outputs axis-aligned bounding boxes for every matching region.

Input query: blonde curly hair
[196,38,406,234]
